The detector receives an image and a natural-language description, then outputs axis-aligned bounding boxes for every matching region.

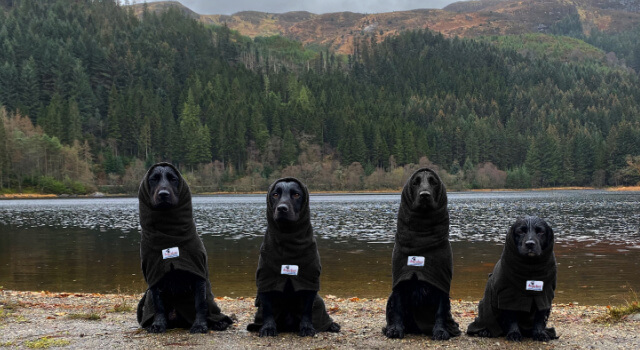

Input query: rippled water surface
[1,190,639,305]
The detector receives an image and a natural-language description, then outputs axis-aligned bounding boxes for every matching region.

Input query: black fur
[384,275,453,340]
[148,165,180,210]
[147,271,209,334]
[499,216,554,342]
[259,180,317,337]
[512,216,551,258]
[383,168,457,340]
[410,170,442,211]
[270,181,305,229]
[145,165,208,334]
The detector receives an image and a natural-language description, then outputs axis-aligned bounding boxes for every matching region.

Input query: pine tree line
[0,0,639,193]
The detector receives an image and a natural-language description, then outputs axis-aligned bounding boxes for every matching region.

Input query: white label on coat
[162,247,179,259]
[526,280,544,291]
[407,256,425,267]
[281,265,299,275]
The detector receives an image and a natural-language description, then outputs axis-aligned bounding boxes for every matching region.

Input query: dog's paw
[189,322,209,334]
[506,330,523,342]
[328,322,341,333]
[298,321,316,337]
[432,327,451,341]
[477,329,492,338]
[532,330,551,342]
[147,322,167,333]
[258,322,278,337]
[209,319,232,331]
[383,324,405,339]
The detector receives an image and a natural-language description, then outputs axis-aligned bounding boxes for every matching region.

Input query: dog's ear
[507,221,516,241]
[541,220,553,250]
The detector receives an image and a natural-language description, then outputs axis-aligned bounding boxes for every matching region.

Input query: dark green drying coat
[136,162,232,330]
[247,177,335,332]
[466,220,557,338]
[389,168,460,336]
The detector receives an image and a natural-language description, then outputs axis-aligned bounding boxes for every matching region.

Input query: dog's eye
[518,226,527,235]
[272,193,279,198]
[292,193,300,199]
[428,177,438,186]
[413,177,422,186]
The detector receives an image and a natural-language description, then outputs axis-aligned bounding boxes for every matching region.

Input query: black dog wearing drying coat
[467,216,557,341]
[247,178,340,337]
[383,168,460,340]
[136,163,232,333]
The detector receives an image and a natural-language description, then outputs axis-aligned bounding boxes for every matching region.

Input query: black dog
[248,178,339,337]
[137,163,232,334]
[384,168,460,340]
[467,216,557,342]
[147,165,180,210]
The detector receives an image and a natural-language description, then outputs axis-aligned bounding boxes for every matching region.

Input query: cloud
[138,0,460,15]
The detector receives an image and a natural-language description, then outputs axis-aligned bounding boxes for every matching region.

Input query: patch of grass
[593,289,640,323]
[110,286,134,313]
[15,315,28,323]
[24,337,70,349]
[0,301,18,312]
[112,302,133,313]
[0,341,15,347]
[66,313,101,321]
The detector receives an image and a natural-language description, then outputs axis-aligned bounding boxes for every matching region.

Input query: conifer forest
[0,0,639,194]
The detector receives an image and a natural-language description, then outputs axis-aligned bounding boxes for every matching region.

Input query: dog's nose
[158,189,170,198]
[525,240,536,249]
[276,204,288,213]
[419,191,431,199]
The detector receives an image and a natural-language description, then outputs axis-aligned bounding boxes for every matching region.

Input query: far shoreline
[1,186,639,200]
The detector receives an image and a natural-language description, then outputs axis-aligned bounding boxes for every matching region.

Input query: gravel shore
[1,290,639,349]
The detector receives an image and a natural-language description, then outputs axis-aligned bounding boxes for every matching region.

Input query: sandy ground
[1,290,639,349]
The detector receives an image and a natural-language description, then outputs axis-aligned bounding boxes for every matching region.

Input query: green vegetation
[483,33,606,64]
[66,312,101,321]
[0,0,639,193]
[111,303,133,313]
[594,290,640,323]
[23,337,70,349]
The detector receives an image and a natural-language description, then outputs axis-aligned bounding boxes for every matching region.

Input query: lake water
[1,190,639,305]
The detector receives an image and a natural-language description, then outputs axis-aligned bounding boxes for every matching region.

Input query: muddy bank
[1,290,638,349]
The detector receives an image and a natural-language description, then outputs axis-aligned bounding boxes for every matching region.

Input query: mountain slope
[132,0,640,54]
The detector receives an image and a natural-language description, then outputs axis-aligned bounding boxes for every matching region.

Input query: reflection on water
[0,190,639,305]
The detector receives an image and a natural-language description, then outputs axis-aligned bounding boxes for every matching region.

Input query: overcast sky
[137,0,463,15]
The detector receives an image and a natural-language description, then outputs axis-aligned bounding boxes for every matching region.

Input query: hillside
[1,0,639,195]
[132,0,640,54]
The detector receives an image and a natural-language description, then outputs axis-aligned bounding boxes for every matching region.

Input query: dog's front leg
[298,291,317,337]
[502,310,522,341]
[189,279,209,333]
[148,286,167,333]
[532,308,551,341]
[432,293,452,340]
[258,292,278,337]
[383,290,405,338]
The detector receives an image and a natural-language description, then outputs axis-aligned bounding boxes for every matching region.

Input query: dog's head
[406,168,445,211]
[509,216,553,257]
[147,164,181,210]
[268,179,306,230]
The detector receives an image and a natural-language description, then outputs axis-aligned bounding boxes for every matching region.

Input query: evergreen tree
[39,92,64,140]
[106,85,121,153]
[281,129,297,166]
[179,89,205,167]
[18,56,40,119]
[66,98,82,143]
[0,111,6,188]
